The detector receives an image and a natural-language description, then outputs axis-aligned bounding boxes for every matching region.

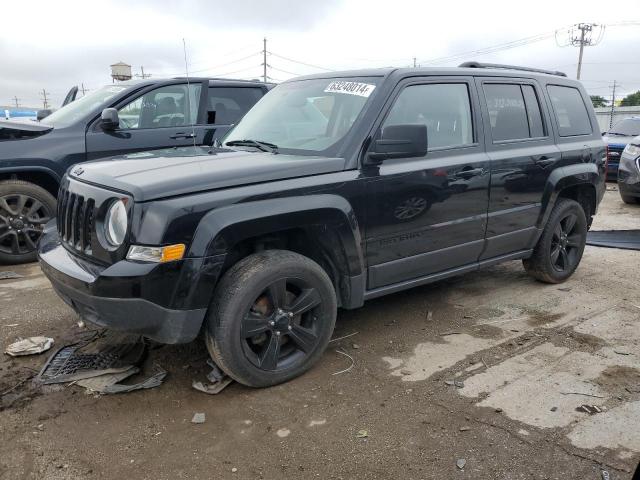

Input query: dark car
[618,135,640,204]
[38,62,605,387]
[602,117,640,180]
[0,77,272,264]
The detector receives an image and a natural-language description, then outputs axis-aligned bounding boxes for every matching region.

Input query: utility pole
[609,80,617,130]
[413,57,417,68]
[80,83,89,96]
[12,96,20,108]
[135,66,152,79]
[558,23,604,80]
[262,38,268,83]
[41,89,50,109]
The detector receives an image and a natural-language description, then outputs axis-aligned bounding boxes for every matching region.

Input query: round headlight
[104,200,128,247]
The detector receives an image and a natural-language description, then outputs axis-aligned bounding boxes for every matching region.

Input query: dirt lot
[1,187,639,480]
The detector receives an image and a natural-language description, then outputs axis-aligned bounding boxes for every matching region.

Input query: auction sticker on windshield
[324,81,376,97]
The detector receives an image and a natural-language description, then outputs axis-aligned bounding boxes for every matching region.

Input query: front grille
[607,146,624,162]
[57,186,95,254]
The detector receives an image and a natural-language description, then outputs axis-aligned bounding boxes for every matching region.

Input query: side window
[207,87,264,125]
[117,84,202,129]
[546,85,592,137]
[483,83,547,141]
[383,83,474,150]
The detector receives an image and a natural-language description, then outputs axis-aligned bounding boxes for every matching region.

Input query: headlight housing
[104,199,128,247]
[623,143,640,158]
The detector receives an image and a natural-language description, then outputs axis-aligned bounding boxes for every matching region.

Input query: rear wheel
[205,250,337,387]
[523,198,587,284]
[0,180,56,265]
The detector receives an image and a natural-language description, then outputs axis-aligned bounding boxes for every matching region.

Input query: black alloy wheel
[241,277,323,371]
[523,198,587,284]
[549,212,583,273]
[0,180,56,264]
[206,250,337,387]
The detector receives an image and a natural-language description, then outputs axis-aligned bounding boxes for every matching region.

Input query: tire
[523,198,587,284]
[205,249,337,387]
[620,193,639,205]
[0,180,56,265]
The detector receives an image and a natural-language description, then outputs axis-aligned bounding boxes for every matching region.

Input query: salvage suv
[0,77,271,264]
[38,63,606,387]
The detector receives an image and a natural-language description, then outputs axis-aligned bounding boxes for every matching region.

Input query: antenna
[182,38,197,150]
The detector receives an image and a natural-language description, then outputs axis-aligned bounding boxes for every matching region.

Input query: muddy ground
[1,187,639,480]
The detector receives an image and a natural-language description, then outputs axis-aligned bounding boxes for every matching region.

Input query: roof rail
[458,61,567,77]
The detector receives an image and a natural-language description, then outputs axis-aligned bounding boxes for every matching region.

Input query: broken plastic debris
[576,405,602,415]
[445,380,464,388]
[356,429,368,438]
[456,459,466,469]
[0,271,23,280]
[192,378,233,395]
[191,413,206,424]
[193,360,234,395]
[5,337,54,356]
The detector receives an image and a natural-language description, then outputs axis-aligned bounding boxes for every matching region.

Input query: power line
[267,51,334,72]
[135,66,152,79]
[418,30,557,65]
[269,64,305,76]
[162,51,262,76]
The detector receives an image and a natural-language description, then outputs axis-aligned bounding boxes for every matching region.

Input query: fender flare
[188,194,365,280]
[537,163,600,229]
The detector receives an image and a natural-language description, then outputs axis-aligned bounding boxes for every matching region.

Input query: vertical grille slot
[57,189,95,255]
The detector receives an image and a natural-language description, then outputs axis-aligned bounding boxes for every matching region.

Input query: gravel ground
[0,186,639,480]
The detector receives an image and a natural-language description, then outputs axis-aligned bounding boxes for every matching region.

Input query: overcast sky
[1,0,639,108]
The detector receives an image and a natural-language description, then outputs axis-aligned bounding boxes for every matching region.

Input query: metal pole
[609,80,617,130]
[263,38,267,83]
[576,26,586,80]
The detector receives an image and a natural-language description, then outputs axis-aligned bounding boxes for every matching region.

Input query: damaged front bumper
[37,222,225,344]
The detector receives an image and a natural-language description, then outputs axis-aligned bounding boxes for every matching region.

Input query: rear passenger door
[364,77,490,289]
[202,86,265,144]
[477,78,561,259]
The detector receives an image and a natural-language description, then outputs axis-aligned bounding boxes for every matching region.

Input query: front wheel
[0,180,56,265]
[205,250,337,387]
[523,198,587,284]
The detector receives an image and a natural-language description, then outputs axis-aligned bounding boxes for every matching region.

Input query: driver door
[85,82,205,160]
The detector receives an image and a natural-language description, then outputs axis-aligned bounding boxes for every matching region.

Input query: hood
[69,147,346,201]
[0,119,53,141]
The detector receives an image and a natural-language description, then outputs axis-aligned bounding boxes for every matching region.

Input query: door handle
[170,132,196,139]
[534,156,557,168]
[454,167,484,179]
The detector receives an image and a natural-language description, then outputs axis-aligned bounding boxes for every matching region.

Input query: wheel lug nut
[288,312,293,317]
[269,321,275,326]
[275,331,281,336]
[287,325,292,331]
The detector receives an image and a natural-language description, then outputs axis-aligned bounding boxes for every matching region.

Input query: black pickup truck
[38,63,606,387]
[0,77,272,264]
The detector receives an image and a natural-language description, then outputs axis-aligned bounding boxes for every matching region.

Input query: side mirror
[366,124,428,164]
[101,108,120,130]
[36,109,52,121]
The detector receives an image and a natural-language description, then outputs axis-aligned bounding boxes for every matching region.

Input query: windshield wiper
[225,139,279,153]
[607,132,628,136]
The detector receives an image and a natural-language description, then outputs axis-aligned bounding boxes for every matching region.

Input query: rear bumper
[37,223,225,344]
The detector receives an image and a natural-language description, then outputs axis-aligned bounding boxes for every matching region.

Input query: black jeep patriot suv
[38,63,606,387]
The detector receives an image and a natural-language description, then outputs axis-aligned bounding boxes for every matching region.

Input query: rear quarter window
[546,85,592,137]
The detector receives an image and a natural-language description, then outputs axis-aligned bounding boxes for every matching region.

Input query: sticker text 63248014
[324,81,376,98]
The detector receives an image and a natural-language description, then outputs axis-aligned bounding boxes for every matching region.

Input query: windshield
[42,85,128,128]
[609,118,640,137]
[224,77,380,155]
